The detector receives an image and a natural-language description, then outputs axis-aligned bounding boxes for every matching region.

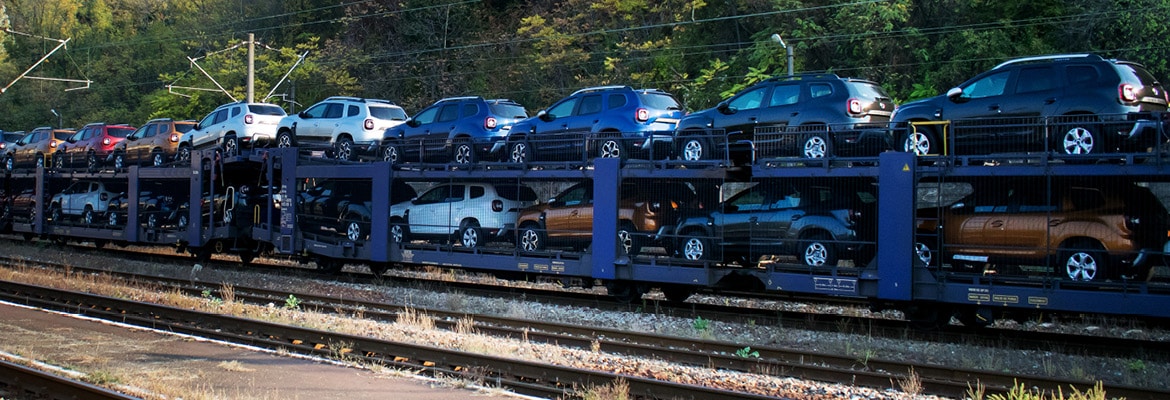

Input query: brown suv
[515,180,698,255]
[915,179,1168,282]
[6,127,74,170]
[111,118,197,168]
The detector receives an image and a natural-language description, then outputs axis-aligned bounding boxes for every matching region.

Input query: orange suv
[6,127,74,170]
[515,180,699,255]
[111,118,197,169]
[915,179,1168,282]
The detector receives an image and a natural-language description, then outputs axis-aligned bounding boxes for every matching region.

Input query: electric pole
[247,33,255,103]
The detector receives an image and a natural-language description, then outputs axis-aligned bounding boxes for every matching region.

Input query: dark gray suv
[382,97,527,165]
[892,54,1169,157]
[675,74,895,162]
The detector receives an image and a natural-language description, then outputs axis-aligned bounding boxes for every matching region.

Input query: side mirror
[298,111,310,119]
[946,87,964,101]
[405,118,420,128]
[716,100,735,115]
[193,123,202,131]
[537,110,554,122]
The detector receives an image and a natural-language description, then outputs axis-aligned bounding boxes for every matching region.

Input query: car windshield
[636,92,681,111]
[174,123,196,133]
[249,104,287,116]
[108,127,134,138]
[53,131,73,140]
[369,106,408,121]
[488,103,528,119]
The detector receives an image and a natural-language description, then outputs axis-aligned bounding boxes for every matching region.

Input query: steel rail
[0,358,139,400]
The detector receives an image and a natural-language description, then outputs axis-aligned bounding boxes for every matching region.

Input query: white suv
[49,180,125,226]
[178,101,287,161]
[389,182,538,249]
[275,96,408,160]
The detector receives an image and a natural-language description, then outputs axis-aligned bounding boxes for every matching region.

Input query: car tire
[177,144,191,162]
[50,206,62,224]
[86,152,99,172]
[36,153,46,169]
[913,238,937,268]
[276,131,295,148]
[1057,117,1098,157]
[801,131,832,159]
[509,140,530,164]
[617,222,641,256]
[452,140,475,165]
[5,156,12,171]
[83,207,94,225]
[390,218,409,244]
[680,231,710,261]
[800,233,838,267]
[335,137,354,161]
[224,136,239,157]
[54,152,64,169]
[1058,240,1106,282]
[151,151,165,167]
[344,218,364,242]
[107,210,118,226]
[518,224,545,252]
[459,220,481,248]
[902,126,936,156]
[597,137,627,162]
[113,152,126,170]
[678,132,710,162]
[384,143,401,165]
[146,213,158,229]
[177,213,189,229]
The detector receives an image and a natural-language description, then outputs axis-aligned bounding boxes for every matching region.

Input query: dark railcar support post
[278,149,298,254]
[127,166,139,242]
[369,165,390,262]
[592,158,620,280]
[868,151,915,301]
[186,152,204,248]
[33,166,44,235]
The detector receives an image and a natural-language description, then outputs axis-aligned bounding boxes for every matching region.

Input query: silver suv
[275,96,408,160]
[49,180,126,226]
[389,182,538,249]
[178,101,286,161]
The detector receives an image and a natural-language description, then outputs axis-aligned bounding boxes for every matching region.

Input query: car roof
[992,53,1104,70]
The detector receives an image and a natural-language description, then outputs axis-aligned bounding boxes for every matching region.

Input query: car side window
[158,124,170,135]
[809,83,833,99]
[727,186,767,212]
[963,71,1010,99]
[461,104,478,117]
[547,97,579,119]
[769,84,801,107]
[469,186,485,199]
[437,105,460,123]
[304,103,330,118]
[558,184,590,206]
[577,95,603,115]
[1066,65,1100,86]
[607,94,627,109]
[68,130,85,142]
[1015,67,1057,94]
[231,106,241,118]
[324,103,344,119]
[728,87,767,111]
[143,124,158,138]
[413,106,440,125]
[212,110,229,125]
[347,105,360,117]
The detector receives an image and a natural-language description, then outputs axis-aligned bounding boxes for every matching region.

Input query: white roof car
[275,96,408,161]
[178,101,286,161]
[389,182,538,249]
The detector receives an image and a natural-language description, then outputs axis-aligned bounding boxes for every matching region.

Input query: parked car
[106,181,189,229]
[914,179,1168,282]
[673,180,877,267]
[0,130,25,159]
[298,178,417,242]
[383,97,528,165]
[6,127,74,170]
[55,122,135,171]
[504,86,683,163]
[48,180,126,226]
[178,101,287,161]
[515,180,699,255]
[675,73,896,162]
[276,97,408,160]
[891,54,1169,157]
[111,118,197,168]
[390,182,538,248]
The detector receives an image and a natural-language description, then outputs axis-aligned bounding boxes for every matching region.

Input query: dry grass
[580,376,630,400]
[216,360,255,372]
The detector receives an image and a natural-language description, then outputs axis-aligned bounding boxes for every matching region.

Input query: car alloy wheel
[152,152,165,167]
[519,227,543,251]
[681,137,706,161]
[903,131,933,155]
[1061,127,1095,155]
[682,235,706,261]
[345,220,362,241]
[510,142,529,163]
[453,142,474,164]
[802,134,829,159]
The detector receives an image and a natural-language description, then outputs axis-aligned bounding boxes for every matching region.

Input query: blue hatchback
[504,86,683,163]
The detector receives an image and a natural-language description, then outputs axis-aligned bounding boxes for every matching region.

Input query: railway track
[0,358,138,400]
[4,251,1170,399]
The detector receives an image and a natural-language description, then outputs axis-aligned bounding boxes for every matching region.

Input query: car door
[1001,65,1061,151]
[531,96,582,158]
[997,185,1059,259]
[194,109,228,148]
[298,102,341,140]
[410,184,464,235]
[754,184,802,258]
[716,85,770,143]
[544,182,592,242]
[399,105,439,159]
[717,184,769,252]
[942,69,1015,152]
[423,104,460,157]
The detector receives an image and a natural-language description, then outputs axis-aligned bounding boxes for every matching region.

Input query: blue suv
[504,86,683,163]
[382,97,528,165]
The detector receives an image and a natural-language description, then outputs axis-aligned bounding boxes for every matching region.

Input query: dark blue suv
[383,97,528,165]
[504,86,683,163]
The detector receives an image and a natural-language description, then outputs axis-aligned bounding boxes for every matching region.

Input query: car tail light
[1119,84,1138,103]
[635,108,649,122]
[364,118,374,130]
[170,133,180,142]
[102,137,111,145]
[245,114,254,124]
[492,199,503,212]
[1,143,7,150]
[847,98,863,115]
[485,117,498,130]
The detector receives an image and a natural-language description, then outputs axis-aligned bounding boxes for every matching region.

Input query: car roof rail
[324,96,396,105]
[437,96,484,103]
[571,85,631,96]
[486,98,520,104]
[993,54,1101,69]
[765,73,843,82]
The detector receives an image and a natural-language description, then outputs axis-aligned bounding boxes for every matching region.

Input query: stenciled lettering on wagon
[279,185,294,230]
[402,250,414,263]
[1028,297,1049,306]
[534,263,550,272]
[551,261,565,273]
[517,262,529,271]
[992,294,1019,304]
[812,277,856,293]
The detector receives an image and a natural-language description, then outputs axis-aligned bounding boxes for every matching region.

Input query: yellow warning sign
[902,163,910,171]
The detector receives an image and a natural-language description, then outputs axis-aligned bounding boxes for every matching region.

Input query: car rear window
[488,103,528,119]
[108,127,135,138]
[1116,63,1161,86]
[249,104,287,116]
[495,184,538,202]
[635,92,681,111]
[174,123,196,133]
[369,106,408,121]
[4,133,23,142]
[850,82,892,99]
[53,131,72,140]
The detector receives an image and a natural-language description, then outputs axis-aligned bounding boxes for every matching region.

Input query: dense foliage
[0,0,1166,129]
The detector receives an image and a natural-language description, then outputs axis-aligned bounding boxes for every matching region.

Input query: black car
[674,74,895,162]
[297,179,417,242]
[383,97,528,165]
[673,179,877,267]
[107,182,189,229]
[891,54,1169,157]
[505,86,683,163]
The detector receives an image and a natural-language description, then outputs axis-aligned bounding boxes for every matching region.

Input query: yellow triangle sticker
[902,163,910,172]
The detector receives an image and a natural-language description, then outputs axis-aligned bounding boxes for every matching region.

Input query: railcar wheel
[606,281,648,303]
[368,263,389,276]
[315,257,344,275]
[661,286,694,303]
[800,233,838,267]
[238,249,256,265]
